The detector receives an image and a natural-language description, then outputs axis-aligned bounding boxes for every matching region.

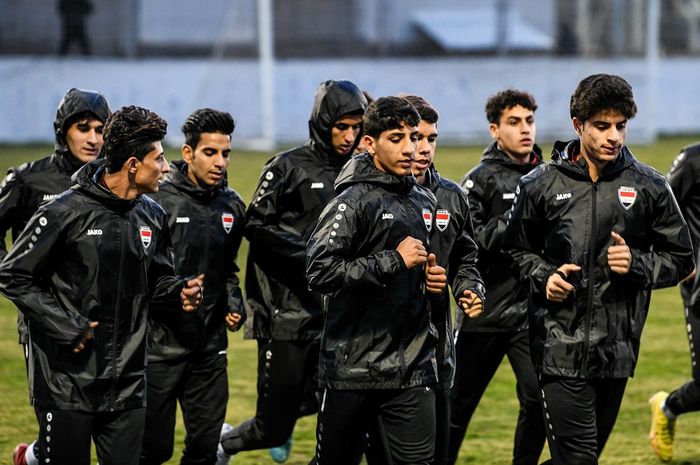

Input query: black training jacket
[0,159,184,412]
[668,142,700,301]
[504,140,694,379]
[423,165,484,389]
[459,142,542,333]
[0,88,110,343]
[147,160,246,362]
[245,80,367,341]
[306,153,439,390]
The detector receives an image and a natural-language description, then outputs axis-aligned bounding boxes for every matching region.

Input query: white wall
[0,56,696,148]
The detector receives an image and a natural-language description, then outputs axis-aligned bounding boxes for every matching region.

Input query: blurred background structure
[1,0,700,147]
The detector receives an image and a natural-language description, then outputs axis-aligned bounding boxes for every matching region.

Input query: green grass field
[1,136,700,464]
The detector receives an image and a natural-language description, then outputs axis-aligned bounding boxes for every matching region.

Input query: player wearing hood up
[1,88,111,465]
[217,80,367,464]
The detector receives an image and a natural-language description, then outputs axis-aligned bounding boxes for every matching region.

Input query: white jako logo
[381,212,394,220]
[87,229,103,236]
[176,217,190,223]
[555,192,572,201]
[310,182,324,189]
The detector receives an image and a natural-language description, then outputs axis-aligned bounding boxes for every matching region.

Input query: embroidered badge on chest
[139,226,152,249]
[222,213,234,234]
[617,186,637,210]
[435,209,450,231]
[422,209,433,232]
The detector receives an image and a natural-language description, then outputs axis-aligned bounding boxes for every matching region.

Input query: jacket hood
[480,141,543,168]
[334,153,413,194]
[72,158,139,212]
[308,80,368,163]
[551,139,634,180]
[54,88,111,155]
[162,159,227,202]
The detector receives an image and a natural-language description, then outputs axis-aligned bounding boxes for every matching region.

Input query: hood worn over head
[53,88,111,157]
[308,80,367,163]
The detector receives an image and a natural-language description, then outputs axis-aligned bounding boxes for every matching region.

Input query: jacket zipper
[581,183,598,375]
[110,216,128,410]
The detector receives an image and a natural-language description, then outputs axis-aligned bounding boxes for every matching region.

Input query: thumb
[427,253,437,267]
[88,321,99,329]
[611,231,626,245]
[560,263,582,276]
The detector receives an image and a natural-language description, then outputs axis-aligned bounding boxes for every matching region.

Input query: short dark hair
[570,74,638,122]
[485,89,538,124]
[181,108,235,149]
[400,94,439,124]
[363,96,420,139]
[102,106,167,173]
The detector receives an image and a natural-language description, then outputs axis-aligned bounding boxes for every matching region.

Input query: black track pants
[448,330,545,465]
[140,352,228,465]
[221,339,319,453]
[666,304,700,415]
[315,386,436,465]
[537,375,627,465]
[37,408,146,465]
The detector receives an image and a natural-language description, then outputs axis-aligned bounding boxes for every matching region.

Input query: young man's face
[135,141,169,194]
[66,117,105,164]
[182,132,231,188]
[365,122,418,177]
[411,120,438,182]
[331,114,363,156]
[574,108,627,166]
[489,105,536,161]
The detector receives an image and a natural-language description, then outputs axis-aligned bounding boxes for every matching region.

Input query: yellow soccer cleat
[649,391,676,462]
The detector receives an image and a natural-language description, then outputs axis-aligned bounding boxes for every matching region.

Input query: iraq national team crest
[617,186,637,210]
[222,213,234,234]
[435,209,450,231]
[422,209,433,232]
[139,226,152,249]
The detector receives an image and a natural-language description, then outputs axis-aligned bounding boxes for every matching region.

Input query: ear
[182,144,193,163]
[126,157,139,174]
[572,117,583,135]
[488,123,499,141]
[363,135,375,155]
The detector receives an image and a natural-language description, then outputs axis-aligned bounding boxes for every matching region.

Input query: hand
[396,236,428,269]
[225,312,243,331]
[545,263,581,302]
[73,321,99,353]
[181,274,205,312]
[425,253,448,294]
[608,231,631,275]
[458,289,483,318]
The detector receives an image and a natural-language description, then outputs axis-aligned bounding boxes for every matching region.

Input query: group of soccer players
[2,72,698,465]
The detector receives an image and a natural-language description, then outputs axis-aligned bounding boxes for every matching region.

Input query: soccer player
[217,80,367,464]
[399,94,484,465]
[0,105,204,465]
[0,87,111,465]
[448,90,545,465]
[504,74,694,464]
[648,141,700,462]
[139,109,246,465]
[306,96,448,465]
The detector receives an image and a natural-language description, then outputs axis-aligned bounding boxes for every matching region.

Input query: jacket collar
[162,159,223,202]
[552,139,635,181]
